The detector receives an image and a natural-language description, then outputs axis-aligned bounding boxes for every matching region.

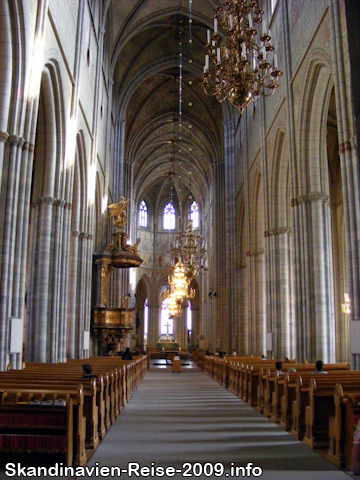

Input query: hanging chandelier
[172,219,207,278]
[200,0,282,113]
[165,261,195,303]
[167,293,183,318]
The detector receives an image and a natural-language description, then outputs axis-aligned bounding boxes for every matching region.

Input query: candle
[207,29,211,44]
[229,14,233,28]
[217,48,221,63]
[248,14,253,29]
[205,54,209,70]
[242,42,246,58]
[273,53,278,69]
[214,18,218,33]
[262,19,267,35]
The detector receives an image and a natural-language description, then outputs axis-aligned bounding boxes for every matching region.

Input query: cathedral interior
[0,0,360,372]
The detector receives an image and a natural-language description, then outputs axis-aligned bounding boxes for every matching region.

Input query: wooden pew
[290,370,360,441]
[1,355,148,466]
[303,376,360,449]
[279,371,299,430]
[0,375,100,450]
[0,398,74,466]
[20,363,110,436]
[0,385,86,466]
[242,361,278,403]
[327,385,360,468]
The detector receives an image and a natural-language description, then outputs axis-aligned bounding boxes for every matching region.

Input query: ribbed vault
[107,0,223,209]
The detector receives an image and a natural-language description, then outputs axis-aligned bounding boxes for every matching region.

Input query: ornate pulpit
[92,197,143,350]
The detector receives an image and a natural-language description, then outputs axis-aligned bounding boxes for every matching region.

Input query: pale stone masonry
[0,0,359,370]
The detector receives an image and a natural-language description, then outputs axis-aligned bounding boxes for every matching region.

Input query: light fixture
[172,219,207,278]
[167,293,183,317]
[165,261,195,303]
[342,293,351,314]
[201,0,282,113]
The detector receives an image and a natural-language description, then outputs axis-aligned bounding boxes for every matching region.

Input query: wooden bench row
[195,354,360,471]
[0,355,149,466]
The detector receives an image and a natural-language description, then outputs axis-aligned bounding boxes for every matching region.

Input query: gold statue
[133,238,140,255]
[106,196,142,259]
[108,196,130,230]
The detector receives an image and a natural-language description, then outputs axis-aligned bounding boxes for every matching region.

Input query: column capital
[8,135,25,148]
[291,192,329,206]
[40,196,56,205]
[264,227,292,237]
[22,141,35,153]
[246,249,264,257]
[0,131,9,143]
[339,136,357,154]
[54,199,67,208]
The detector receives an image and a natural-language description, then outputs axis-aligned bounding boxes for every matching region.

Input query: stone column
[223,119,237,354]
[147,303,159,349]
[49,199,66,363]
[58,202,72,362]
[309,193,334,362]
[67,230,80,358]
[0,0,12,188]
[265,228,293,358]
[191,306,200,350]
[35,197,56,362]
[329,0,360,368]
[0,135,25,370]
[137,304,145,349]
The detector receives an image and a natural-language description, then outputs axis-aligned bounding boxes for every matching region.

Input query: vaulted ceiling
[108,0,225,214]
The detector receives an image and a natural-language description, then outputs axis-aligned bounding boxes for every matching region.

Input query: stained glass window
[164,203,176,230]
[139,200,148,227]
[190,201,199,228]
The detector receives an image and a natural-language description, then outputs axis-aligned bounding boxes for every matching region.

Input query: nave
[80,361,352,480]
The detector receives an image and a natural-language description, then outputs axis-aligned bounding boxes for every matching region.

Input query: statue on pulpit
[108,196,130,230]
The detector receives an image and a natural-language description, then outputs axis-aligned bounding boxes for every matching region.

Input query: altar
[156,333,178,350]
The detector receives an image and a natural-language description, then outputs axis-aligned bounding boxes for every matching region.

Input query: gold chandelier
[172,219,207,279]
[165,261,195,303]
[201,0,282,113]
[167,294,183,317]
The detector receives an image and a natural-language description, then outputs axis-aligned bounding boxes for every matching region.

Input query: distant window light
[164,203,176,230]
[190,201,199,228]
[139,200,148,228]
[144,298,148,335]
[187,300,192,331]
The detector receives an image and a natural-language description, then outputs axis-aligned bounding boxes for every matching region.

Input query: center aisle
[82,360,352,480]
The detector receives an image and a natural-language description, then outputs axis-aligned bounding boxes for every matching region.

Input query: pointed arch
[295,52,338,362]
[26,60,67,363]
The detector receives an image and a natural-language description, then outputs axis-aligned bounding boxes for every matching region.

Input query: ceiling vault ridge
[117,56,202,119]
